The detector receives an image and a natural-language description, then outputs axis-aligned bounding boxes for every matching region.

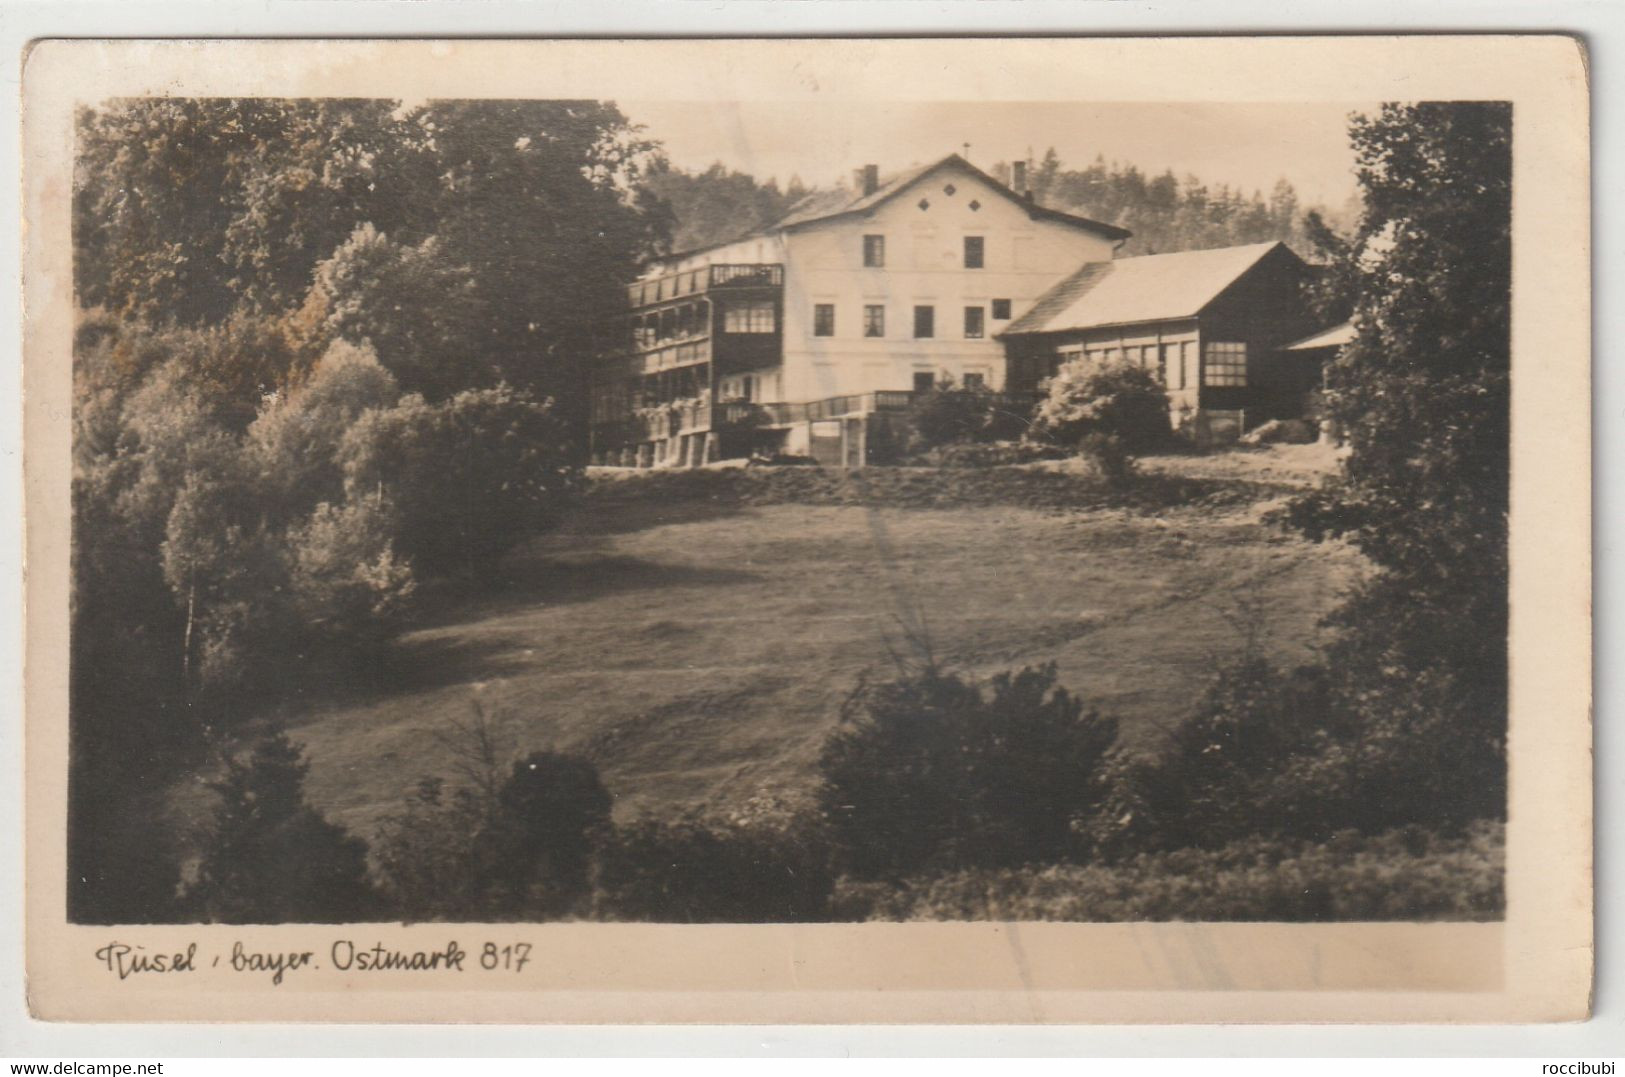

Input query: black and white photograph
[19,36,1591,1025]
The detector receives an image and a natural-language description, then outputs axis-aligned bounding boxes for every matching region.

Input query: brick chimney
[1012,159,1028,196]
[862,163,880,196]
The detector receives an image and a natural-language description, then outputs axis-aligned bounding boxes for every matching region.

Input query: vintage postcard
[21,36,1591,1023]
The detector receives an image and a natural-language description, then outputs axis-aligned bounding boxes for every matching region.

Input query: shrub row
[839,822,1505,922]
[586,462,1221,515]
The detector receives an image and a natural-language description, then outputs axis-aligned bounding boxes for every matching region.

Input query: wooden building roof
[1002,241,1299,336]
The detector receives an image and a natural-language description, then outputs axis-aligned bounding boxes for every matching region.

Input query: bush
[1091,643,1505,861]
[592,812,835,922]
[372,776,493,920]
[340,385,580,577]
[817,664,1119,878]
[905,383,1031,450]
[283,497,416,653]
[189,734,378,923]
[902,441,1065,469]
[1032,359,1171,454]
[247,339,402,514]
[1087,657,1341,857]
[844,822,1504,922]
[481,751,613,915]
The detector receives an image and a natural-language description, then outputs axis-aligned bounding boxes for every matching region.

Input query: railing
[604,389,1022,445]
[625,263,783,308]
[708,263,783,288]
[629,338,711,373]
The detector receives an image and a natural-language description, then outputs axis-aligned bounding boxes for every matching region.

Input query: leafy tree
[1288,101,1511,820]
[246,339,402,514]
[307,225,493,400]
[403,100,668,437]
[283,498,416,653]
[74,99,423,324]
[817,664,1119,878]
[339,385,579,577]
[74,98,669,444]
[190,733,377,923]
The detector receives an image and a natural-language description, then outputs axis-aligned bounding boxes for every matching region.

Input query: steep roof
[1002,241,1293,335]
[770,153,1131,240]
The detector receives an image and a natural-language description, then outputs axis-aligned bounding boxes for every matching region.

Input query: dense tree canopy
[74,97,668,432]
[1291,101,1512,822]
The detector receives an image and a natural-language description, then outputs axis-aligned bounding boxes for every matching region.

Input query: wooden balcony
[626,263,783,309]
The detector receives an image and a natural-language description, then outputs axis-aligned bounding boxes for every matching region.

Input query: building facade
[590,157,1332,466]
[589,154,1128,466]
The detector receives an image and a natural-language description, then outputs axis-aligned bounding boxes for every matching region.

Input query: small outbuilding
[999,241,1333,444]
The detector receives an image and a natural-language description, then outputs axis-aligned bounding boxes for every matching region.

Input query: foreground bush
[1032,359,1171,454]
[592,812,835,922]
[842,822,1504,922]
[189,734,378,923]
[482,751,614,914]
[818,664,1118,878]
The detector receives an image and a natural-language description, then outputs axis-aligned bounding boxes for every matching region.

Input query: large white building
[590,153,1130,466]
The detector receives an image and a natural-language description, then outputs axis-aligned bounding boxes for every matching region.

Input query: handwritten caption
[94,939,532,985]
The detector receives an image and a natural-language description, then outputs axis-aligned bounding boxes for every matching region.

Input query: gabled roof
[770,153,1132,240]
[1002,241,1296,336]
[1283,321,1356,350]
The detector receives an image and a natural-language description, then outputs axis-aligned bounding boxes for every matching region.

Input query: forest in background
[643,148,1356,258]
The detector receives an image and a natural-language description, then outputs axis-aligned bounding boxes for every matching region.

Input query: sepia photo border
[20,35,1592,1024]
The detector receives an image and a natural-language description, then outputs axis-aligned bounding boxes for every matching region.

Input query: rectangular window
[913,371,937,394]
[1181,341,1199,389]
[723,301,776,334]
[914,305,935,339]
[963,306,985,339]
[863,234,886,268]
[991,298,1012,320]
[963,235,985,269]
[1203,341,1248,386]
[963,372,986,391]
[1059,346,1085,366]
[863,304,885,338]
[813,303,836,337]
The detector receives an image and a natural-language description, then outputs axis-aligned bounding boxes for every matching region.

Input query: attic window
[968,199,981,211]
[917,198,931,211]
[943,183,957,196]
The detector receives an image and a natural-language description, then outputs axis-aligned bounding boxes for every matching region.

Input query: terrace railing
[626,262,783,308]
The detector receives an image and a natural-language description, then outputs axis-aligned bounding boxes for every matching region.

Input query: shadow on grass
[412,552,762,630]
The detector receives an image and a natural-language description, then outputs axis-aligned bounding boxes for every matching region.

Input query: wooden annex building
[999,241,1325,444]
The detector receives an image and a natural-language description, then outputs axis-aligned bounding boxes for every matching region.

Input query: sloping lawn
[267,460,1363,842]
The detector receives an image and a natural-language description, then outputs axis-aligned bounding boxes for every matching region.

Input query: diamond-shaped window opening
[917,198,931,211]
[968,199,981,211]
[943,183,957,196]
